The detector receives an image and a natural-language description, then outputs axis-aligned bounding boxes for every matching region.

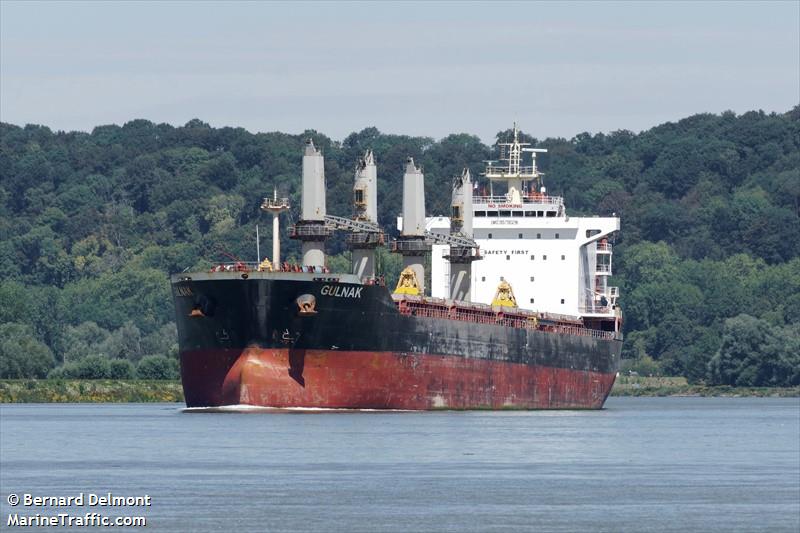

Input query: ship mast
[392,157,431,295]
[290,139,332,267]
[260,188,290,270]
[484,123,548,201]
[347,150,384,279]
[445,168,482,302]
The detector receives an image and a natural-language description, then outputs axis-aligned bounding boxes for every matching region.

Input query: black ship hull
[172,272,621,409]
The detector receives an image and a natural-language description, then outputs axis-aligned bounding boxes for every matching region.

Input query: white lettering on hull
[320,285,364,298]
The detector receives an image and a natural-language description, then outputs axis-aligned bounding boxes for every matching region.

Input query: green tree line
[1,108,798,384]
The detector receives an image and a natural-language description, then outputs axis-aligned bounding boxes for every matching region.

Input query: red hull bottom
[181,348,617,410]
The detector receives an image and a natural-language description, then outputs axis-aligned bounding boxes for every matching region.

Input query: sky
[1,1,798,143]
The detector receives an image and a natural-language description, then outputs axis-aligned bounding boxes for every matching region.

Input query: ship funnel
[446,167,481,302]
[290,138,331,267]
[393,156,430,295]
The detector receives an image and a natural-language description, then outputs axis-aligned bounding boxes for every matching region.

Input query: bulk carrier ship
[171,126,622,409]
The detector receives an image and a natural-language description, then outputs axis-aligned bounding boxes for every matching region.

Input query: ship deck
[392,295,616,341]
[172,266,618,342]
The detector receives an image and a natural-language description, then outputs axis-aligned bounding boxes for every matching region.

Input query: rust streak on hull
[182,348,617,410]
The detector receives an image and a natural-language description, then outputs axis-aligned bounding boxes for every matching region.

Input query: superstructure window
[547,211,556,217]
[543,255,547,260]
[354,189,365,205]
[560,299,565,304]
[530,255,535,260]
[530,276,534,282]
[481,276,485,282]
[512,211,523,217]
[586,229,601,237]
[524,211,535,217]
[561,255,565,260]
[555,233,559,239]
[530,298,534,304]
[475,211,486,217]
[536,233,541,239]
[488,233,492,239]
[452,206,461,220]
[518,233,523,239]
[506,255,510,261]
[537,211,544,217]
[487,211,499,217]
[499,210,511,217]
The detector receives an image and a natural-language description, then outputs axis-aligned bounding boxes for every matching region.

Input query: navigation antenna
[484,123,548,195]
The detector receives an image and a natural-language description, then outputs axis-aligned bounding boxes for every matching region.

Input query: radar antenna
[483,123,548,194]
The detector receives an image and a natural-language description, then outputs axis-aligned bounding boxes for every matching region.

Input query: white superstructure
[428,125,620,320]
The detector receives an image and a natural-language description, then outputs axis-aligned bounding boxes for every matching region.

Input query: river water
[1,397,798,532]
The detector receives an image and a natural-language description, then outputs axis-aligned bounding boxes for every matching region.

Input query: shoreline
[0,380,184,403]
[1,377,797,403]
[611,376,799,398]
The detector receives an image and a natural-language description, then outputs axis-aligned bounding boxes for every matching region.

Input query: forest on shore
[1,108,798,386]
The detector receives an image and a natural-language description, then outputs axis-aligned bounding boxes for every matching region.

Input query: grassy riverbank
[611,376,800,397]
[0,380,183,403]
[1,378,797,403]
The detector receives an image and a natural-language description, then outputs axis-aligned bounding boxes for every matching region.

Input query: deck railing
[579,304,612,315]
[289,224,333,239]
[208,262,331,274]
[472,195,563,206]
[394,298,615,340]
